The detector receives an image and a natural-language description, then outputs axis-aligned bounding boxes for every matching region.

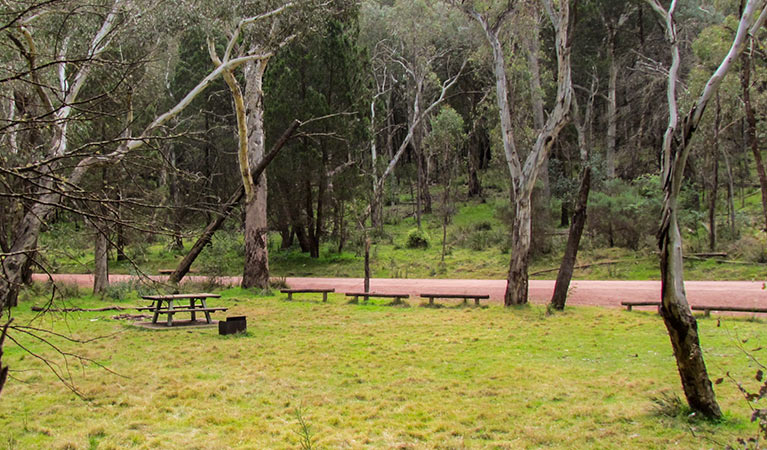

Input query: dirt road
[32,274,766,310]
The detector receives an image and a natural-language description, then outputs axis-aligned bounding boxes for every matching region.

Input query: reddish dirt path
[33,274,767,310]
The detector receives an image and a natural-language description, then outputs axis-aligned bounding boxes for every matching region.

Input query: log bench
[345,292,409,304]
[621,301,661,312]
[280,288,334,302]
[622,301,767,317]
[691,305,767,317]
[420,293,490,306]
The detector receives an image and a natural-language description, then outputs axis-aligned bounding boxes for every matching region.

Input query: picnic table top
[141,293,221,301]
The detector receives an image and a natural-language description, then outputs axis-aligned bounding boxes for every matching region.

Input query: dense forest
[1,0,767,418]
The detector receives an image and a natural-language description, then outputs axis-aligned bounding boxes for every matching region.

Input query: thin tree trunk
[644,0,767,420]
[92,220,109,295]
[708,94,720,251]
[526,12,550,199]
[364,237,371,293]
[550,168,590,310]
[741,44,767,230]
[606,34,618,179]
[723,149,737,237]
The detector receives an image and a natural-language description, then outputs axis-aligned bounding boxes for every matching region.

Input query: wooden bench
[621,301,661,312]
[622,301,767,317]
[280,288,334,302]
[420,293,490,306]
[691,305,767,317]
[345,292,409,304]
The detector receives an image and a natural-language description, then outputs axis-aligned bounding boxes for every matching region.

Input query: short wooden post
[475,297,480,306]
[166,300,174,327]
[322,292,328,302]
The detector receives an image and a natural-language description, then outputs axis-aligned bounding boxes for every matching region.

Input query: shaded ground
[33,274,767,310]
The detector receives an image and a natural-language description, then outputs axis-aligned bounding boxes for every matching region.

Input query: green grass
[1,286,766,448]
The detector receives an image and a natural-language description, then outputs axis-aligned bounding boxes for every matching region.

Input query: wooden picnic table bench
[345,292,409,304]
[622,301,767,317]
[621,301,661,312]
[139,293,226,327]
[280,288,334,302]
[420,293,490,306]
[691,305,767,317]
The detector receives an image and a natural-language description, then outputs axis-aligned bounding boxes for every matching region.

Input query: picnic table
[138,293,227,326]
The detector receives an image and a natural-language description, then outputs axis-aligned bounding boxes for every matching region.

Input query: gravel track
[32,274,767,311]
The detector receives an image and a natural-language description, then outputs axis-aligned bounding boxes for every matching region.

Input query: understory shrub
[406,228,429,249]
[198,231,245,276]
[588,176,662,250]
[728,233,767,263]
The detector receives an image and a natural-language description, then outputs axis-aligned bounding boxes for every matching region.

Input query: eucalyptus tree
[449,0,575,305]
[362,0,469,229]
[424,105,465,262]
[647,0,767,419]
[359,0,467,228]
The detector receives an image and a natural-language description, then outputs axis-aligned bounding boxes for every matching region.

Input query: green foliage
[588,176,662,250]
[197,232,245,277]
[406,228,429,249]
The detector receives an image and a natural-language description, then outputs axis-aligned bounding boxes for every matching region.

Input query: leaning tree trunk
[643,0,767,420]
[505,191,532,306]
[169,120,299,285]
[659,203,722,418]
[550,167,591,310]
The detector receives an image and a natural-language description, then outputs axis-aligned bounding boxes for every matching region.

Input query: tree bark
[92,220,109,295]
[550,168,590,310]
[506,192,532,305]
[242,59,270,289]
[659,207,722,418]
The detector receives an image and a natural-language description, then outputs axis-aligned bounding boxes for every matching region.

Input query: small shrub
[650,391,692,419]
[270,277,288,289]
[729,233,767,263]
[474,221,493,231]
[406,229,429,249]
[53,282,83,299]
[103,281,133,301]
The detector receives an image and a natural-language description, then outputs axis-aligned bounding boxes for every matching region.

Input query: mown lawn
[1,287,765,448]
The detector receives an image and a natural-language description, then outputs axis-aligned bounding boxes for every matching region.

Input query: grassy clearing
[1,287,765,448]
